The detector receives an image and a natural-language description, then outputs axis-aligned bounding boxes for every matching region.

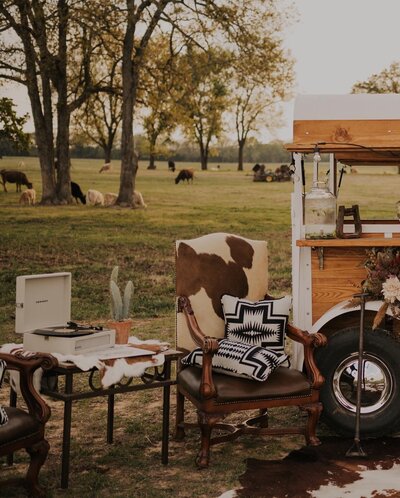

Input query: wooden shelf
[297,237,400,247]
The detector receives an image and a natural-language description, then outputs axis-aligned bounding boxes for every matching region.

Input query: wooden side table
[9,349,181,489]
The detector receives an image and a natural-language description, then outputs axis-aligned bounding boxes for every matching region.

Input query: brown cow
[175,169,194,184]
[1,169,33,192]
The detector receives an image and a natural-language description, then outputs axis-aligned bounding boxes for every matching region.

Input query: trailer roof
[294,94,400,121]
[286,94,400,164]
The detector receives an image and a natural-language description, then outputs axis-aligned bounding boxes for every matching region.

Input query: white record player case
[16,272,115,354]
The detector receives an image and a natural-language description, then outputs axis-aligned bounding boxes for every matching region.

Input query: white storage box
[16,272,115,355]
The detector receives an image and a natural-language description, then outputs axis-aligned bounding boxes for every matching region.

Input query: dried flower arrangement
[362,247,400,328]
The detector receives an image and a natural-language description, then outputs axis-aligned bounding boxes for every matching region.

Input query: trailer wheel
[316,326,400,436]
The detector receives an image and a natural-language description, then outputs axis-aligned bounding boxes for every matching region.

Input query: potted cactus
[108,266,134,344]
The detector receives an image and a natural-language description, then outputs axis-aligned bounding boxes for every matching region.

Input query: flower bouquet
[362,248,400,329]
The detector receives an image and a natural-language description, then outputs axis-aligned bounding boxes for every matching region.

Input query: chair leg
[258,408,269,428]
[196,411,221,468]
[25,439,49,498]
[301,402,323,446]
[175,390,186,440]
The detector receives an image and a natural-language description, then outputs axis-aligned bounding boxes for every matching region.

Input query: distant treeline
[0,136,292,164]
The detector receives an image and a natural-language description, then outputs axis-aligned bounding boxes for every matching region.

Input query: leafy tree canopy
[0,97,30,151]
[352,62,400,94]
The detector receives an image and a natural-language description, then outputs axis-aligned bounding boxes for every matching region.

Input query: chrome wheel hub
[332,353,393,414]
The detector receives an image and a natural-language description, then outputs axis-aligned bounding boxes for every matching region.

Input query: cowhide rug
[219,437,400,498]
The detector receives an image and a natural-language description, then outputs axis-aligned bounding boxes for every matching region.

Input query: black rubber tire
[315,326,400,437]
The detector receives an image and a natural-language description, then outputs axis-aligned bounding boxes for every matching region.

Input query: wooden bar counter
[296,234,400,323]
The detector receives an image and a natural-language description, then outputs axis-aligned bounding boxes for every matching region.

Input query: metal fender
[310,299,384,334]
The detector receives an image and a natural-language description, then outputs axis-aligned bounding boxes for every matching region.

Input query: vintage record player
[16,272,115,355]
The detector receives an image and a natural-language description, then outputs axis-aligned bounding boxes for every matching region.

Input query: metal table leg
[107,393,115,444]
[161,360,172,465]
[61,372,73,489]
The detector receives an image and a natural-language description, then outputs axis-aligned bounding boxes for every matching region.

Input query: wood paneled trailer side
[286,94,400,437]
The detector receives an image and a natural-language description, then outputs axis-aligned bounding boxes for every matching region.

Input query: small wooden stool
[336,205,362,238]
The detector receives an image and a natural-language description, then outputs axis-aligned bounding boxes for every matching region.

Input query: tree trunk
[147,138,157,169]
[199,142,208,170]
[118,4,137,207]
[237,139,245,171]
[104,147,112,164]
[55,0,71,205]
[147,154,156,169]
[18,2,57,204]
[56,113,71,204]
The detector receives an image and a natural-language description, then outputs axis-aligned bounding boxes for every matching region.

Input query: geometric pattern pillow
[221,294,292,354]
[0,359,8,426]
[181,339,289,382]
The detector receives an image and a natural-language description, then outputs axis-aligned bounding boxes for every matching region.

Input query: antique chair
[175,232,327,467]
[0,352,57,497]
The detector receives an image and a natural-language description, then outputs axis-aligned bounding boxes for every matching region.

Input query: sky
[276,0,400,141]
[2,0,400,142]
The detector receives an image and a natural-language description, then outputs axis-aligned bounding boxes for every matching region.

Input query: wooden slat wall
[294,119,400,148]
[311,247,367,323]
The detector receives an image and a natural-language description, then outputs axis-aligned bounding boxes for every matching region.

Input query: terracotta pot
[108,319,132,344]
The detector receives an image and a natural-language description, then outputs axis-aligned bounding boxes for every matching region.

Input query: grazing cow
[99,163,111,173]
[104,192,118,207]
[70,181,86,204]
[87,189,104,206]
[175,169,194,184]
[19,188,36,206]
[1,169,33,192]
[133,190,147,208]
[104,191,147,208]
[168,160,176,172]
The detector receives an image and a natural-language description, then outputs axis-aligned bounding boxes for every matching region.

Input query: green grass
[0,156,399,497]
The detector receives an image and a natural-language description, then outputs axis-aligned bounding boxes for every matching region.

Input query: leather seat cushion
[0,407,41,448]
[178,366,312,403]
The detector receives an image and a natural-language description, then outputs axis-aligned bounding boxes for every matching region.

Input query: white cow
[19,188,36,206]
[133,190,147,208]
[104,192,118,207]
[87,189,104,206]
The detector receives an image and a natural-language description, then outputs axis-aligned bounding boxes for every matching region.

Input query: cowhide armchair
[0,352,57,497]
[175,232,327,467]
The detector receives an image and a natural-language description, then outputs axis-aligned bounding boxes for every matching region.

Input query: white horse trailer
[286,94,400,436]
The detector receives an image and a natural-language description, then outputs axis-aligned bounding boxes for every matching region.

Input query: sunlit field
[1,156,400,497]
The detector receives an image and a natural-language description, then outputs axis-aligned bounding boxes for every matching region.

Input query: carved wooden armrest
[286,323,327,389]
[0,352,58,424]
[177,296,219,399]
[286,323,327,348]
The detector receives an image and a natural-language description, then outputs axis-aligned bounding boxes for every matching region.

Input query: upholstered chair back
[176,232,268,352]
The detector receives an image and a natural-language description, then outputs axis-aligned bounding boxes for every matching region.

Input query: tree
[0,97,30,151]
[116,0,295,204]
[139,36,179,170]
[71,50,123,164]
[0,1,111,204]
[352,62,400,94]
[176,46,230,170]
[228,4,295,171]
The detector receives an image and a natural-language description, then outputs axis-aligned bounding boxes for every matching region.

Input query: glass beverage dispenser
[304,148,337,239]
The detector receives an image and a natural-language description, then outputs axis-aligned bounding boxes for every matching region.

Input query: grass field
[1,156,400,497]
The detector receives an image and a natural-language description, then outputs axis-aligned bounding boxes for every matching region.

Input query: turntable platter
[33,327,98,337]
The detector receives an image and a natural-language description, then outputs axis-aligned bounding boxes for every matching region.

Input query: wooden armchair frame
[176,295,327,467]
[0,352,57,497]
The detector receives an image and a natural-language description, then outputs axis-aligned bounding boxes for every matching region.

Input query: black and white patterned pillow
[181,339,289,382]
[0,359,8,426]
[221,294,292,354]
